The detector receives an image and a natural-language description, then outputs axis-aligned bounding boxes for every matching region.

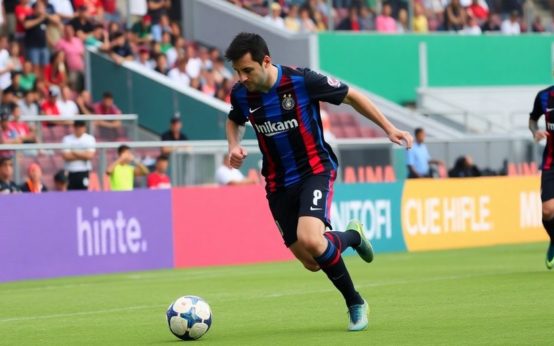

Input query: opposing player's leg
[540,171,554,269]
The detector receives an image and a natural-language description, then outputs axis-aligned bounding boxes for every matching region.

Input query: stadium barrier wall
[0,190,174,282]
[0,177,546,282]
[319,33,554,104]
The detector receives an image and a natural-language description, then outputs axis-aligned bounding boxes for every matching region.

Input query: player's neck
[260,64,278,93]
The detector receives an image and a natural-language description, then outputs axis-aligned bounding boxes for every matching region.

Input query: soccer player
[224,33,413,331]
[530,86,554,269]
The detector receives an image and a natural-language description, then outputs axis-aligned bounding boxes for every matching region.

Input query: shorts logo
[326,76,341,88]
[310,190,323,211]
[282,94,295,111]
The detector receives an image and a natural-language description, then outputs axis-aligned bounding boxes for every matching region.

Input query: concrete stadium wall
[0,177,546,282]
[319,33,554,104]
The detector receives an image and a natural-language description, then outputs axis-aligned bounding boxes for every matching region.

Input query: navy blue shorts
[267,173,336,247]
[541,169,554,201]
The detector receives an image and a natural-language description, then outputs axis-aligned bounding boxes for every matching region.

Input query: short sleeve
[302,68,349,105]
[62,135,71,153]
[530,92,544,121]
[87,135,96,153]
[227,92,247,125]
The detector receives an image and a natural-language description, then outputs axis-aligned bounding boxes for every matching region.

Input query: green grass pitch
[1,243,552,345]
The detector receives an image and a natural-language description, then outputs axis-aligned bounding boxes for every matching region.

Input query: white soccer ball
[166,295,212,340]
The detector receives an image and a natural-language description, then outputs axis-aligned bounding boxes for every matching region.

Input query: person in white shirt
[18,90,39,119]
[62,120,96,190]
[461,16,482,35]
[185,45,202,80]
[501,11,521,35]
[264,2,285,29]
[56,85,79,117]
[0,35,13,91]
[215,153,257,186]
[168,57,191,87]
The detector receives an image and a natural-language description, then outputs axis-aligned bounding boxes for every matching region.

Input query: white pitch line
[0,269,530,324]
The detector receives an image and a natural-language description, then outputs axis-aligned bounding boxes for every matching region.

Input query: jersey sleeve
[227,92,247,125]
[302,68,349,105]
[530,92,544,121]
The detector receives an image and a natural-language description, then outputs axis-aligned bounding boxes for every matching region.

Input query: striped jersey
[531,86,554,170]
[228,65,348,193]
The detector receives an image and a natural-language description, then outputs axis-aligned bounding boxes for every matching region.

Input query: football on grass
[166,295,212,340]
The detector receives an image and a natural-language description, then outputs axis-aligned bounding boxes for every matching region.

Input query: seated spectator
[56,85,79,117]
[448,155,481,178]
[44,51,68,87]
[19,61,36,91]
[161,117,188,155]
[501,11,520,35]
[154,53,169,75]
[185,44,202,80]
[338,6,362,31]
[299,6,317,33]
[109,31,133,64]
[5,72,25,99]
[168,57,191,87]
[359,6,375,31]
[0,156,20,194]
[9,102,36,143]
[284,4,301,33]
[55,24,85,91]
[264,2,284,29]
[147,154,171,189]
[62,120,95,190]
[215,153,256,186]
[131,14,152,44]
[53,169,68,191]
[1,112,21,145]
[212,57,232,85]
[407,127,444,178]
[467,0,489,22]
[20,162,47,192]
[18,90,40,118]
[159,31,173,55]
[461,16,482,35]
[375,3,396,33]
[413,3,429,33]
[136,46,154,70]
[75,89,94,114]
[92,91,122,139]
[200,69,217,97]
[396,8,409,33]
[40,88,60,115]
[106,144,149,191]
[0,35,13,91]
[481,12,501,32]
[444,0,465,31]
[8,41,23,74]
[85,23,109,50]
[532,16,545,33]
[147,0,171,42]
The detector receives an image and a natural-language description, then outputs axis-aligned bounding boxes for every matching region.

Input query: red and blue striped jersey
[228,65,348,192]
[531,86,554,170]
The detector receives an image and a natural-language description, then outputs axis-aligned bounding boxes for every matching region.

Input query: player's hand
[534,130,549,142]
[388,129,413,149]
[229,146,247,169]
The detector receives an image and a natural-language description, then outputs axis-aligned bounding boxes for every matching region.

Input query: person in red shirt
[92,91,122,140]
[15,0,33,39]
[467,0,489,22]
[44,51,68,87]
[147,155,171,189]
[8,102,36,143]
[73,0,104,18]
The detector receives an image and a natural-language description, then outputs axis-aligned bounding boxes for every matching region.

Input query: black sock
[325,231,361,253]
[314,238,364,307]
[542,218,554,245]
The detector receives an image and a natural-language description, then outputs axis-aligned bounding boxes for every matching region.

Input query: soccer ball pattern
[166,296,212,340]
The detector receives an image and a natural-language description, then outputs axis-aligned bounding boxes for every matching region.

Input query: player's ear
[263,55,271,68]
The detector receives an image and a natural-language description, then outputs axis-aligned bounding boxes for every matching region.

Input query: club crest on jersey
[282,94,295,111]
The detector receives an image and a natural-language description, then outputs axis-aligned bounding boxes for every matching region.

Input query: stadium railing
[1,135,539,189]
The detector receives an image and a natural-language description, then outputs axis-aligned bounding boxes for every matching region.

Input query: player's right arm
[530,92,548,142]
[226,91,248,169]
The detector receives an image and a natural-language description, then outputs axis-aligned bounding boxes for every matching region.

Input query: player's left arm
[529,92,547,142]
[343,87,413,149]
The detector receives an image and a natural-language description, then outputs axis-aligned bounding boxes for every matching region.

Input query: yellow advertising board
[401,177,547,251]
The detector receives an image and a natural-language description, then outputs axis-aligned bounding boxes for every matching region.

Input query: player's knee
[542,203,554,219]
[296,234,324,255]
[301,261,320,272]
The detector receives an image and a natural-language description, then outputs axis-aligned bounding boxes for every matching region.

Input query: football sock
[325,231,362,253]
[314,238,364,307]
[542,218,554,245]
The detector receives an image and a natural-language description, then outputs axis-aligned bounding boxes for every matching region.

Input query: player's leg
[541,171,554,269]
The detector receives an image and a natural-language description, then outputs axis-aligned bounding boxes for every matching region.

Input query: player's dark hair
[414,127,424,136]
[224,32,270,65]
[117,144,130,155]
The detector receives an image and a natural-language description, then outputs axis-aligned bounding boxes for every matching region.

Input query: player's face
[232,53,271,92]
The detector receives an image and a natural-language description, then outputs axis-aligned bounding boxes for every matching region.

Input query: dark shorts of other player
[541,169,554,201]
[68,171,90,191]
[267,173,336,247]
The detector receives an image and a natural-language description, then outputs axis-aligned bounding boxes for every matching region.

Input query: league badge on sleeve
[282,94,295,111]
[327,76,341,88]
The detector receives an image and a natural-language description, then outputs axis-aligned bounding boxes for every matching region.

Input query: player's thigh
[267,187,300,247]
[298,173,335,229]
[296,216,327,255]
[541,170,554,218]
